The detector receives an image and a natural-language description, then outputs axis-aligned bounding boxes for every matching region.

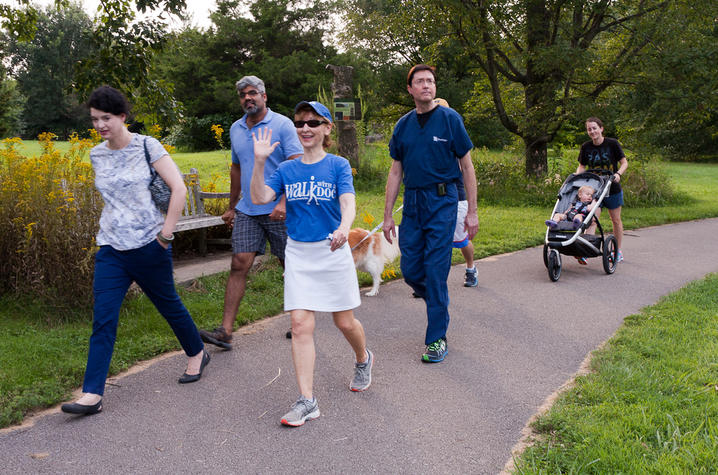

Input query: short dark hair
[585,116,604,128]
[407,64,436,86]
[88,86,131,116]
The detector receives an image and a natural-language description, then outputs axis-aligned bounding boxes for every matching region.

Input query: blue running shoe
[464,267,478,287]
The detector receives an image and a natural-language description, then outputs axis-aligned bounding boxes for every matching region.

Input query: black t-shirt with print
[578,137,625,194]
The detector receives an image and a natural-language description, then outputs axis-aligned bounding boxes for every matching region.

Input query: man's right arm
[383,160,403,243]
[222,162,242,226]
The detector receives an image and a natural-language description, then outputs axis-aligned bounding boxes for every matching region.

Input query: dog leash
[350,205,403,251]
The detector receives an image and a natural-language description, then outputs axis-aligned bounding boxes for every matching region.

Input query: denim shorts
[601,190,624,210]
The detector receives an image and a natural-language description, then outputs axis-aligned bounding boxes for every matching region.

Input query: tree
[338,0,512,147]
[341,0,672,175]
[610,0,718,158]
[2,0,190,129]
[3,4,93,138]
[155,0,341,119]
[0,69,25,138]
[440,0,673,175]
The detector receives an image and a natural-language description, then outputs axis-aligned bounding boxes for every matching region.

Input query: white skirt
[284,237,361,312]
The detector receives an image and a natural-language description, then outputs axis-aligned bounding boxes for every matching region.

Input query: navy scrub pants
[399,185,458,345]
[82,240,204,395]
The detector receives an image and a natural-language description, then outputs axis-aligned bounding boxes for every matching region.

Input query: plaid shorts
[231,210,287,260]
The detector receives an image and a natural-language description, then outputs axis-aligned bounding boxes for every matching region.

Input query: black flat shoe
[61,399,102,415]
[178,350,210,384]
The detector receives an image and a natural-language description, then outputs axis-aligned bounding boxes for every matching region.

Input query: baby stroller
[543,170,619,281]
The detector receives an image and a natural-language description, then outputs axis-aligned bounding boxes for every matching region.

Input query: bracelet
[157,232,175,243]
[616,171,622,176]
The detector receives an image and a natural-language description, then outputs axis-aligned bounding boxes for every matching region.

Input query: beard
[243,102,260,115]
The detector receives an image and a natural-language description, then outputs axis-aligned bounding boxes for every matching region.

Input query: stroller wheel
[603,234,618,274]
[548,249,561,282]
[543,244,550,268]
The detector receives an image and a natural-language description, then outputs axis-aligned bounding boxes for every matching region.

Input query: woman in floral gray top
[61,86,209,416]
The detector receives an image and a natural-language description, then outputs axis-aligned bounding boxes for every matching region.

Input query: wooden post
[326,64,359,168]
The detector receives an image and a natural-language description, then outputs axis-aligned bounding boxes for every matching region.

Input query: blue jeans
[399,185,458,345]
[82,240,203,395]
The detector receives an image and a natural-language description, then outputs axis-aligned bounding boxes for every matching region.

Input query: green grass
[2,143,718,431]
[513,274,718,473]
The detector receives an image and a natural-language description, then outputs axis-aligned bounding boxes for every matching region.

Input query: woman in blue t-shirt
[250,101,373,427]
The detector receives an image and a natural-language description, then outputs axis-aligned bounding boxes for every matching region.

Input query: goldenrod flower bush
[0,133,101,311]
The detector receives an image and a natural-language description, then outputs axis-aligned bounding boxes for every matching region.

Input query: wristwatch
[157,232,175,244]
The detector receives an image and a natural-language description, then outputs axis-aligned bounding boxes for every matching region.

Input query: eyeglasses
[294,120,328,128]
[412,78,435,86]
[239,90,261,98]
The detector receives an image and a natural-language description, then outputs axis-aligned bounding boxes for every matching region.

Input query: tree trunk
[326,64,359,169]
[523,0,552,177]
[524,137,548,177]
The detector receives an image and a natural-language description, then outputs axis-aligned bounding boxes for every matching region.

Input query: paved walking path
[2,219,717,474]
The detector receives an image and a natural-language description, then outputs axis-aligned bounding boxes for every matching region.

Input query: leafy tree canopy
[3,4,93,138]
[341,0,674,175]
[155,0,342,120]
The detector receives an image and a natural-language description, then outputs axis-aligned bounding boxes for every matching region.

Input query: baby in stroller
[545,185,596,230]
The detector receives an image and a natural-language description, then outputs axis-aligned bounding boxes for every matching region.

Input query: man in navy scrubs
[382,64,478,362]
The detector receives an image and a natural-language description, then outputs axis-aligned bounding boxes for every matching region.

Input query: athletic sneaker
[199,326,232,350]
[350,349,373,392]
[545,220,558,230]
[464,267,478,287]
[422,338,448,363]
[280,396,320,427]
[575,256,588,265]
[616,250,624,263]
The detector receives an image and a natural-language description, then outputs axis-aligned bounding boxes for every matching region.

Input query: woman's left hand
[156,237,170,249]
[330,227,349,252]
[613,173,621,183]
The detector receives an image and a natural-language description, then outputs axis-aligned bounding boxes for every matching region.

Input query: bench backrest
[180,168,230,219]
[182,168,205,217]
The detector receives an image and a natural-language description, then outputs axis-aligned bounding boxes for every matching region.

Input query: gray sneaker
[350,349,374,392]
[280,396,320,427]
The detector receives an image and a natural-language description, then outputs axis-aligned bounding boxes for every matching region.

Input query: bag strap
[144,137,156,179]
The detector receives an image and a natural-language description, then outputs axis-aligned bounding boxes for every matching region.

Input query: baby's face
[578,190,593,203]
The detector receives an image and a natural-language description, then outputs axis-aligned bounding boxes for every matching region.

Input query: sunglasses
[294,120,328,128]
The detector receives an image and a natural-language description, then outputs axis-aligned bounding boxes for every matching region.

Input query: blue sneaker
[422,338,448,363]
[616,250,624,263]
[464,267,478,287]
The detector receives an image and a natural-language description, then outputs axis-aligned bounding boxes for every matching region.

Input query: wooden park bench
[175,168,230,255]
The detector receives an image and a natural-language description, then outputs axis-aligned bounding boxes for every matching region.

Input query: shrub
[0,133,101,314]
[166,114,234,152]
[353,143,393,192]
[622,154,687,206]
[472,147,683,208]
[473,147,564,207]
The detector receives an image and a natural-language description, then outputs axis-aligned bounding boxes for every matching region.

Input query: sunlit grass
[2,139,718,432]
[514,274,718,473]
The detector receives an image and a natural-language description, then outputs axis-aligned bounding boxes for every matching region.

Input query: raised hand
[252,127,280,162]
